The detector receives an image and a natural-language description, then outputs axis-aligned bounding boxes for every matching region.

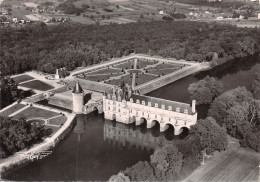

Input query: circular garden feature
[27,119,45,127]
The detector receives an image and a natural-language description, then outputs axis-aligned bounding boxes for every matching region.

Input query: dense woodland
[0,117,51,156]
[209,86,260,152]
[0,77,34,108]
[1,21,260,76]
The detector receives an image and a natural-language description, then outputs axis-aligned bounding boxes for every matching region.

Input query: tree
[0,77,34,108]
[123,161,157,181]
[151,144,183,180]
[209,87,260,151]
[109,172,130,182]
[0,117,48,156]
[189,117,228,154]
[208,87,253,126]
[188,76,223,105]
[251,73,260,99]
[82,60,86,67]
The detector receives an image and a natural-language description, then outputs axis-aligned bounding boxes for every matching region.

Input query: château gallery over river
[0,53,259,181]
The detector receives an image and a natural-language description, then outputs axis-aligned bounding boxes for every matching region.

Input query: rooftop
[72,81,83,94]
[130,94,193,115]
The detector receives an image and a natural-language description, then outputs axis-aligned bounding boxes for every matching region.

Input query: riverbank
[0,101,76,179]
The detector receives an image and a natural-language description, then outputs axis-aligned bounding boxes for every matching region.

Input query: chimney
[192,100,196,113]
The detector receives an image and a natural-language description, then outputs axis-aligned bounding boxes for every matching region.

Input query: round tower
[72,81,84,114]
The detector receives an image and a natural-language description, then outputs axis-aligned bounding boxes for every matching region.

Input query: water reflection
[103,120,188,151]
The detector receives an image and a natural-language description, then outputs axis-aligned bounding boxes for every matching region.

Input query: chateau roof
[130,94,193,115]
[72,81,83,94]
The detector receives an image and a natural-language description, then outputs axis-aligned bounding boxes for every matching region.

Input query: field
[47,115,67,126]
[184,149,260,181]
[13,106,59,119]
[0,103,26,117]
[19,80,54,91]
[12,74,34,83]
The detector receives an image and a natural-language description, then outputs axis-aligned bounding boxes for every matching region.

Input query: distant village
[0,0,260,26]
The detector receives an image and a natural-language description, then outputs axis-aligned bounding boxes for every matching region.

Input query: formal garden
[75,57,189,87]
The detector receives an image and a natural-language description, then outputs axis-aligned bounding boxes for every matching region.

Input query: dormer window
[176,107,180,112]
[161,105,165,109]
[142,101,145,105]
[155,103,158,108]
[168,106,172,111]
[130,98,133,103]
[184,109,188,114]
[136,99,140,104]
[148,102,151,106]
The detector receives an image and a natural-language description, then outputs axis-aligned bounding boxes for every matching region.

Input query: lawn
[147,68,181,76]
[0,104,26,118]
[48,116,67,126]
[137,59,158,69]
[185,149,260,181]
[155,63,184,69]
[136,74,158,85]
[87,67,124,75]
[113,60,134,69]
[83,75,112,82]
[12,74,34,84]
[108,74,132,86]
[19,80,54,91]
[13,107,59,120]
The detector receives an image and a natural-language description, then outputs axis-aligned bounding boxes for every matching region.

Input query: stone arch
[150,120,160,137]
[179,127,189,138]
[163,124,175,141]
[161,123,175,132]
[147,120,159,129]
[136,117,147,126]
[139,117,147,134]
[93,106,99,116]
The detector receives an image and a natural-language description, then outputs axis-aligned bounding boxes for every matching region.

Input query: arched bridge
[103,93,197,136]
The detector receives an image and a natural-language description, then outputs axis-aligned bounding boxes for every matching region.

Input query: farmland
[184,149,260,182]
[0,0,186,25]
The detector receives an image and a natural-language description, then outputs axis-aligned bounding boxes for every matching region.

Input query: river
[4,55,260,181]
